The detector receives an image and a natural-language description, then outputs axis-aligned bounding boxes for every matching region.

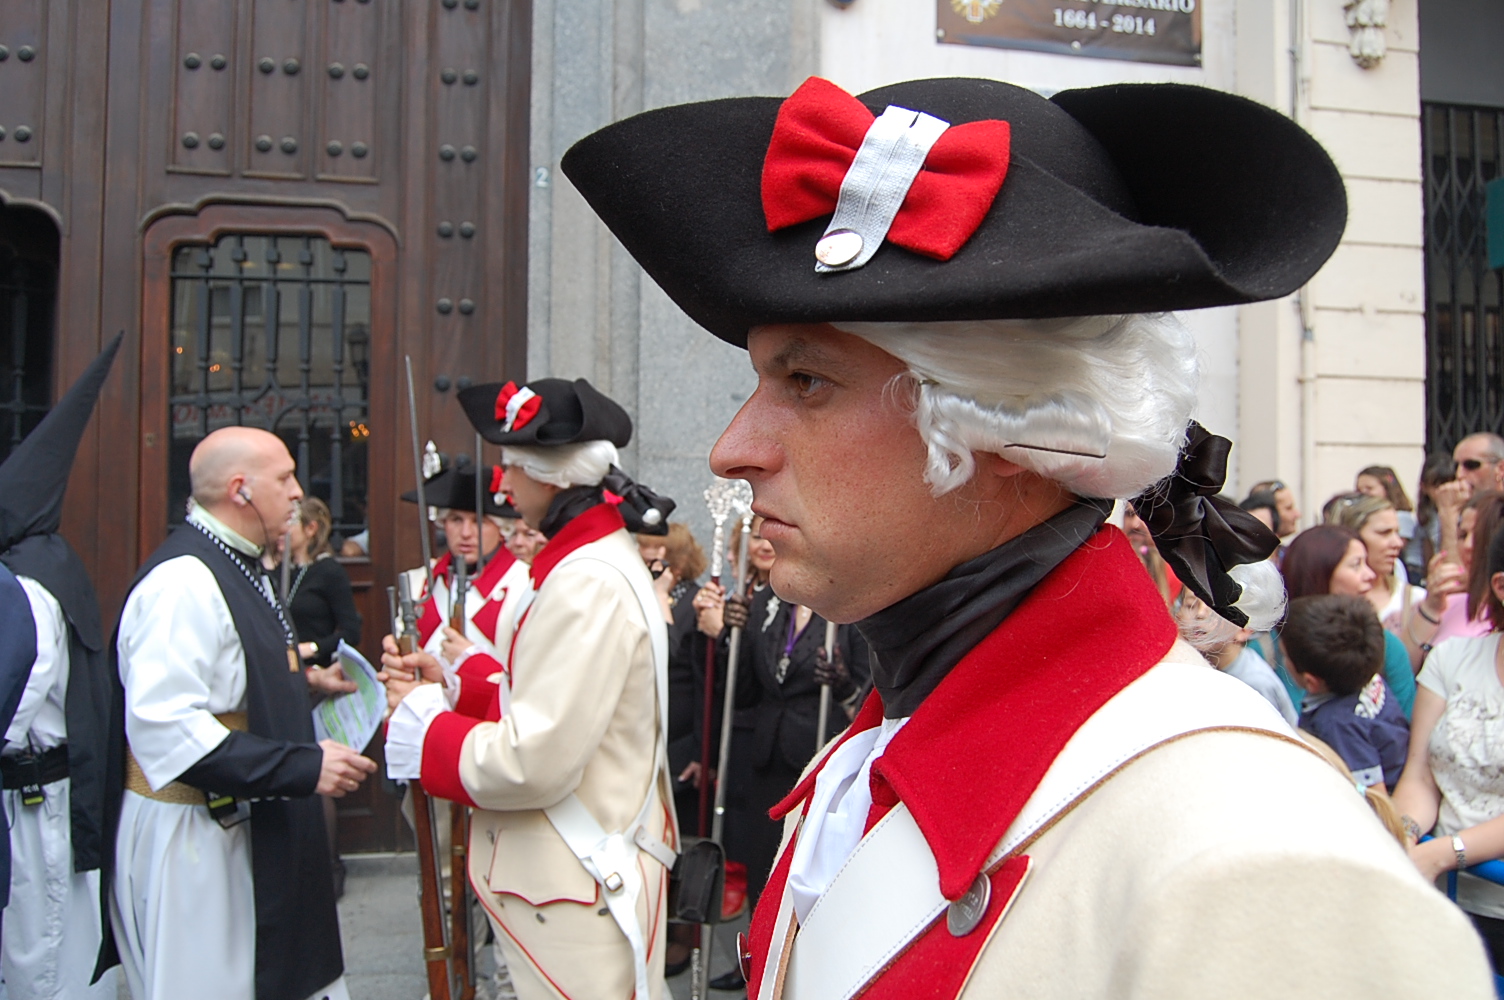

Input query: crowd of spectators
[1204,431,1504,972]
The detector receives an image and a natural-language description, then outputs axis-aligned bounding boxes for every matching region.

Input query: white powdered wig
[501,440,619,489]
[430,507,512,529]
[835,314,1199,500]
[1227,558,1286,634]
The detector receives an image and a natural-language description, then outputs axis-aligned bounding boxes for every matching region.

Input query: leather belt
[0,745,69,790]
[125,712,249,806]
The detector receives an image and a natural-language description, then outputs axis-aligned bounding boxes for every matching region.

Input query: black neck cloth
[856,498,1111,719]
[539,485,605,538]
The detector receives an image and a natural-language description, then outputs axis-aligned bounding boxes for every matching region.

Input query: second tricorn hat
[457,378,633,448]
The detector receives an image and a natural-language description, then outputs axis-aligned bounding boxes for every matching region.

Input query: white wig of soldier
[837,313,1284,632]
[502,440,619,490]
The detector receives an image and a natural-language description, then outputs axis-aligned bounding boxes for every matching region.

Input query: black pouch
[668,836,725,924]
[207,792,251,829]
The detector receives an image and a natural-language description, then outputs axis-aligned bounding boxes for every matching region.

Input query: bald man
[107,428,374,1000]
[1453,433,1504,496]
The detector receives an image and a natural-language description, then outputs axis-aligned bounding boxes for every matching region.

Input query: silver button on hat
[814,230,863,267]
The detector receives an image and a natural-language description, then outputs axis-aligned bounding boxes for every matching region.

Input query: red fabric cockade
[761,76,1012,262]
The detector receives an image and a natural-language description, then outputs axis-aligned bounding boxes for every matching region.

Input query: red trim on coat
[415,553,453,646]
[747,526,1177,997]
[454,652,504,719]
[475,545,517,595]
[860,855,1031,1000]
[472,591,508,647]
[420,711,481,808]
[528,503,626,586]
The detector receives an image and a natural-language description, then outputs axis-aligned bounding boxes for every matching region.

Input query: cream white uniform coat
[746,530,1494,1000]
[401,548,530,667]
[389,507,672,1000]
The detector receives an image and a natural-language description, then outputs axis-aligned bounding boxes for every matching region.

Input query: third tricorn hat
[457,378,633,448]
[401,466,519,520]
[560,76,1347,347]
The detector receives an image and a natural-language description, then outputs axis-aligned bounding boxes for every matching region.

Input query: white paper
[312,641,386,751]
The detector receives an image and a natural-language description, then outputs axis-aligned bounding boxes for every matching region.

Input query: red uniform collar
[770,526,1176,901]
[474,545,516,593]
[427,551,453,591]
[529,503,627,586]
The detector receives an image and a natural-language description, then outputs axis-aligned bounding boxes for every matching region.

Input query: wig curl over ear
[837,313,1198,500]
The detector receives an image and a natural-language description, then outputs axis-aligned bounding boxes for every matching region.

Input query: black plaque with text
[938,0,1201,67]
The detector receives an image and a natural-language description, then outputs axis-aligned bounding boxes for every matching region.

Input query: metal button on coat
[814,230,862,267]
[946,872,991,936]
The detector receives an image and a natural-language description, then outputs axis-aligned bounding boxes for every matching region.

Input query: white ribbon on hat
[815,105,950,274]
[502,386,538,432]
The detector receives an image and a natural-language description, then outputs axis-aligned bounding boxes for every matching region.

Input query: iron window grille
[1423,103,1504,456]
[168,234,372,548]
[0,228,57,464]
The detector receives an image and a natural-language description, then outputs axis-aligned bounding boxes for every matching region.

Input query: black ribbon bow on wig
[602,465,677,535]
[1131,422,1281,628]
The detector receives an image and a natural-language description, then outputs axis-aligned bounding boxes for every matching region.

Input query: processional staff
[694,477,753,1000]
[402,354,455,1000]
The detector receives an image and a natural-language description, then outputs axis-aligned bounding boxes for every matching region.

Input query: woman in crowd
[1404,491,1504,657]
[1356,466,1416,545]
[1124,501,1181,607]
[285,496,363,898]
[1407,457,1456,580]
[287,497,363,667]
[505,519,548,564]
[638,522,707,978]
[1326,492,1424,626]
[1393,528,1504,974]
[688,516,778,987]
[1269,524,1417,719]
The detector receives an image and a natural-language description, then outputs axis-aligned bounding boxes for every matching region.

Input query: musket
[405,355,436,605]
[446,553,475,1000]
[398,576,453,1000]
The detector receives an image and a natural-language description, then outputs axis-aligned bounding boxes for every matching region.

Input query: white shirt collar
[188,503,263,558]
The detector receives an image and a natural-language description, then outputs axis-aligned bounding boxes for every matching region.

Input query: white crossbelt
[541,547,675,1000]
[762,651,1305,1000]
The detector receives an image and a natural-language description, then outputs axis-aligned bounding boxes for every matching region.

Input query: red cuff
[420,712,481,807]
[455,652,503,719]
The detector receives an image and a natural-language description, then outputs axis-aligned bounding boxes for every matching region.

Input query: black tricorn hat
[560,77,1347,347]
[401,467,519,519]
[457,378,633,448]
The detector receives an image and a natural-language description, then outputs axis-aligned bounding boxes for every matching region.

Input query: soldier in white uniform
[0,337,123,999]
[560,76,1496,998]
[395,458,530,686]
[383,378,678,1000]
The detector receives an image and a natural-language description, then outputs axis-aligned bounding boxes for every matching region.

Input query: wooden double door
[0,0,532,852]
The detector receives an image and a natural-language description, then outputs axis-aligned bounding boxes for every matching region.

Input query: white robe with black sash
[0,578,115,1000]
[110,508,347,1000]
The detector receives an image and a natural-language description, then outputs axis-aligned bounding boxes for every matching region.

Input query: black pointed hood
[0,331,122,550]
[0,332,123,882]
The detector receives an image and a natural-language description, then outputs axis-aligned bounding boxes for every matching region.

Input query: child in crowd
[1173,588,1299,728]
[1283,594,1410,792]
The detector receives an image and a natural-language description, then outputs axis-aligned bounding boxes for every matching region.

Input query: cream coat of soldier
[560,75,1498,999]
[383,377,680,1000]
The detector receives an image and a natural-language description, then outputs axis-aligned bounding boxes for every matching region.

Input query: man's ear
[1491,571,1504,606]
[973,450,1029,479]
